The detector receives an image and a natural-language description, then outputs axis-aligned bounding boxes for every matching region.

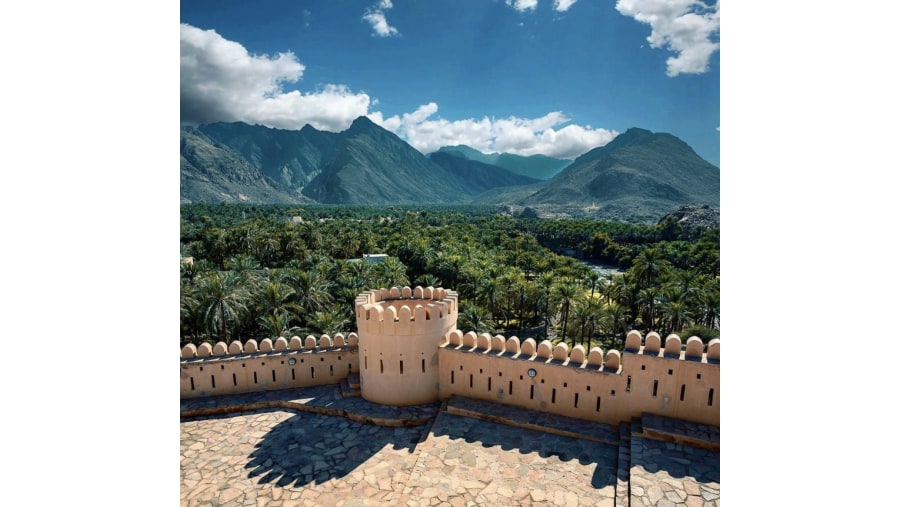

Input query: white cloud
[370,104,617,159]
[554,0,578,12]
[180,24,372,131]
[506,0,538,13]
[363,2,400,37]
[615,0,719,77]
[181,24,617,158]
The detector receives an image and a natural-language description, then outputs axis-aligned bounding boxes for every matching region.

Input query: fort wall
[437,330,719,426]
[180,334,359,398]
[179,288,719,428]
[354,286,458,406]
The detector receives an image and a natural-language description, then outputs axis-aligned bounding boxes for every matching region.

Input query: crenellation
[401,286,412,298]
[319,335,333,348]
[463,331,477,348]
[213,341,228,356]
[229,340,244,354]
[274,337,289,351]
[664,334,682,357]
[625,330,642,352]
[245,339,258,353]
[644,332,662,355]
[685,336,703,360]
[536,339,553,360]
[289,336,303,350]
[490,335,505,353]
[182,343,197,359]
[604,350,621,371]
[260,338,274,353]
[333,333,345,347]
[587,347,604,368]
[505,336,521,355]
[476,333,491,351]
[305,336,317,349]
[707,338,720,363]
[552,342,569,362]
[570,344,586,364]
[521,338,537,356]
[198,342,213,357]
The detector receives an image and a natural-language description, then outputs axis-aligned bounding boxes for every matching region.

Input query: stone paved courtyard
[180,387,719,506]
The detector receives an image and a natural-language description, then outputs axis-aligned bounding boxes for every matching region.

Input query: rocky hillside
[516,128,719,218]
[180,128,310,204]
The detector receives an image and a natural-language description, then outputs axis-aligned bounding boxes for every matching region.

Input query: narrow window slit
[708,388,714,406]
[680,384,686,401]
[552,388,556,403]
[574,393,579,408]
[652,380,658,397]
[211,375,216,389]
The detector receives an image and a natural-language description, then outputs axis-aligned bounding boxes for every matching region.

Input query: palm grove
[180,204,719,352]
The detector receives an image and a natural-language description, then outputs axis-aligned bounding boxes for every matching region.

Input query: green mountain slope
[301,117,470,204]
[196,122,339,191]
[435,145,570,180]
[428,151,541,194]
[180,128,311,204]
[521,128,719,217]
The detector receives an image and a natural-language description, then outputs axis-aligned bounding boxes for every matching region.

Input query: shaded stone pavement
[181,386,719,506]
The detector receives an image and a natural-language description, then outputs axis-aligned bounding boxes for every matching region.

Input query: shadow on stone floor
[631,437,720,484]
[238,409,424,489]
[429,412,619,489]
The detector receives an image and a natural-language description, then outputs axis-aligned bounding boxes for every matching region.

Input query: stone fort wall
[180,286,719,426]
[180,334,359,398]
[437,330,720,426]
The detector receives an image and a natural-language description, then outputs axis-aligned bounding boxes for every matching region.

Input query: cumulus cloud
[506,0,538,13]
[554,0,578,12]
[363,1,400,37]
[615,0,719,77]
[180,23,372,131]
[370,104,617,159]
[181,24,616,158]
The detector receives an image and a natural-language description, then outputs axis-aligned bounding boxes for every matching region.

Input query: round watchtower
[354,286,458,406]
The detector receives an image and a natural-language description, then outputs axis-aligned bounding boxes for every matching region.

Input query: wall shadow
[241,409,424,488]
[429,412,620,489]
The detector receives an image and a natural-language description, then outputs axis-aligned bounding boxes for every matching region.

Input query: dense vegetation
[180,204,719,351]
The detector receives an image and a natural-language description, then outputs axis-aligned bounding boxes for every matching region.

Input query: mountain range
[181,116,719,220]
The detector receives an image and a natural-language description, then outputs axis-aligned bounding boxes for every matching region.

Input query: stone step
[640,413,719,451]
[339,379,361,398]
[616,423,632,507]
[443,395,620,445]
[347,372,360,389]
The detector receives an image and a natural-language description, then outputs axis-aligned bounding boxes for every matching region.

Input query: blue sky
[181,0,720,165]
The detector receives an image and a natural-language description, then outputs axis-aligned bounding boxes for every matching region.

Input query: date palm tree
[194,271,250,342]
[552,280,580,347]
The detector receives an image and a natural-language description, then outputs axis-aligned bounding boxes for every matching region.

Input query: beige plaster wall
[180,334,359,399]
[355,286,458,406]
[437,330,719,426]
